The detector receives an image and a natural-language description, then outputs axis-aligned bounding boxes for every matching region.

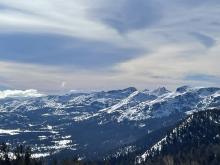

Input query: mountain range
[0,86,220,161]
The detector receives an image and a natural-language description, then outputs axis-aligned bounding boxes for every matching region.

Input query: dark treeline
[0,142,42,165]
[1,142,220,165]
[142,143,220,165]
[0,143,100,165]
[101,143,220,165]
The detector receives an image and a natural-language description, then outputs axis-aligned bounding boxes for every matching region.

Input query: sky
[0,0,220,93]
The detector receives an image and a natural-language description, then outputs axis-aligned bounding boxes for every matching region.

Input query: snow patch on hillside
[0,129,21,135]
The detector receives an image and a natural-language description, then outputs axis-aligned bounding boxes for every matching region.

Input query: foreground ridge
[137,109,220,165]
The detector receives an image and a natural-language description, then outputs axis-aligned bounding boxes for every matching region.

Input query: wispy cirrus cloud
[190,32,216,48]
[90,0,162,32]
[0,0,220,92]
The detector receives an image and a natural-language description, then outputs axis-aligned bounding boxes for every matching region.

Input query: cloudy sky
[0,0,220,93]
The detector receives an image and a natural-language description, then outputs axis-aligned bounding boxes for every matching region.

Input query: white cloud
[0,89,44,99]
[0,0,126,47]
[113,41,220,88]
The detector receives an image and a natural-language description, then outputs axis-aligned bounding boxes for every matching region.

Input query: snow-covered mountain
[0,86,220,159]
[136,109,220,164]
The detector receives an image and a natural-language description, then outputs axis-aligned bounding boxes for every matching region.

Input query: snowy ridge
[136,109,220,164]
[1,86,220,122]
[137,115,195,163]
[99,91,139,113]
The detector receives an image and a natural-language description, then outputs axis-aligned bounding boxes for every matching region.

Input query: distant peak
[105,87,137,95]
[142,89,149,93]
[176,86,220,94]
[122,87,137,93]
[151,87,170,96]
[176,86,191,93]
[154,87,168,91]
